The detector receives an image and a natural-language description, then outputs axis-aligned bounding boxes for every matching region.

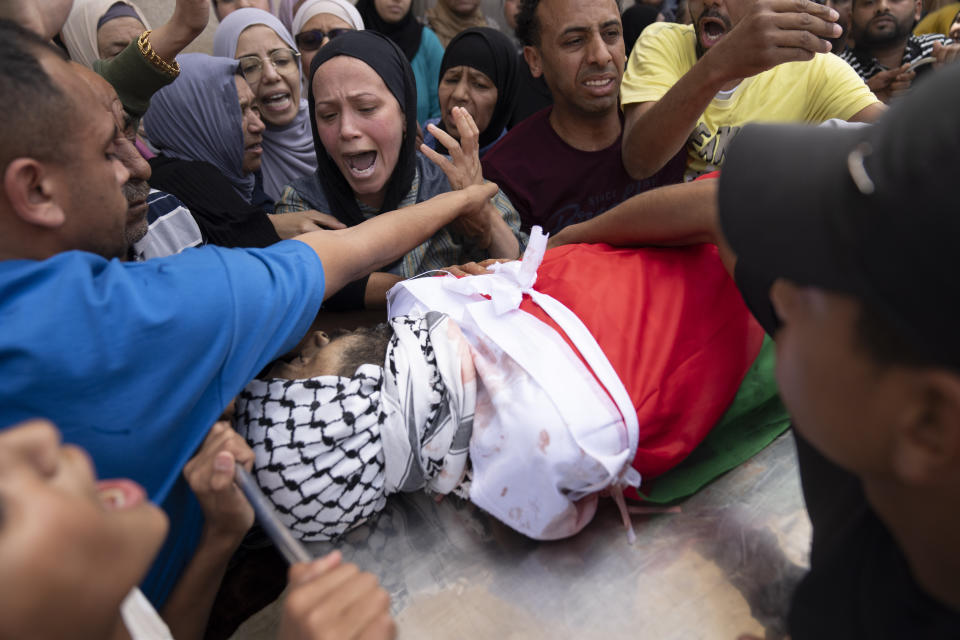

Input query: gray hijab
[143,54,255,202]
[213,8,317,201]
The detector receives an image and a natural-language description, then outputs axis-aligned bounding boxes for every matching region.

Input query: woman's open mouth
[261,91,292,114]
[344,151,377,178]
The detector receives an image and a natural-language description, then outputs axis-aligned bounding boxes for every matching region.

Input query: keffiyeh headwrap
[380,311,476,495]
[234,311,476,540]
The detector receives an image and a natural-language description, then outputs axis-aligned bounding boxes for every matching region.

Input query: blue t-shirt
[0,240,325,604]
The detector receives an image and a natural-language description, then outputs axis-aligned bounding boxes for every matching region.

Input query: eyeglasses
[295,28,352,51]
[237,48,301,85]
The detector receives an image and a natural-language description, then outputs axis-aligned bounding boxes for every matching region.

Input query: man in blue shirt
[0,21,497,605]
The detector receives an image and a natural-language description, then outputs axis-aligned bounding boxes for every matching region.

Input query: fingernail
[214,454,233,472]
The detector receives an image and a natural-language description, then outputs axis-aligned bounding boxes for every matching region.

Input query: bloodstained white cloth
[387,228,640,539]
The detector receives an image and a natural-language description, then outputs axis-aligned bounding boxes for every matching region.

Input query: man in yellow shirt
[620,0,884,181]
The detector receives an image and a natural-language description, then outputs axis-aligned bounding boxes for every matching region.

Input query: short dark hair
[515,0,543,47]
[856,302,937,370]
[515,0,621,47]
[334,323,395,377]
[0,20,73,172]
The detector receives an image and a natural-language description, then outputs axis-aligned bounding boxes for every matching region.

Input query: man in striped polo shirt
[840,0,960,102]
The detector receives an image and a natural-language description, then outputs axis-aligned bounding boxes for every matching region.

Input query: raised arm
[295,182,499,300]
[621,0,842,179]
[421,107,522,260]
[147,0,211,63]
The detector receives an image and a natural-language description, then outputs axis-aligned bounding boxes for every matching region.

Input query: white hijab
[61,0,150,68]
[292,0,365,35]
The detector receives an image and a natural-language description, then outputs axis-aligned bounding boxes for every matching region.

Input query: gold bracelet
[137,30,180,78]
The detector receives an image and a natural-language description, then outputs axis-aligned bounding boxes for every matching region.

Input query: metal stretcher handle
[234,463,313,565]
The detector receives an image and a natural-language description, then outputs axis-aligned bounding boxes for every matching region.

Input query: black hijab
[355,0,423,62]
[308,30,419,227]
[435,27,519,150]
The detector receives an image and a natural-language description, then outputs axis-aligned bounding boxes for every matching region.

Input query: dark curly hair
[514,0,543,47]
[334,323,395,377]
[515,0,621,47]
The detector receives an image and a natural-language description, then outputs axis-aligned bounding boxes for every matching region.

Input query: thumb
[479,181,498,199]
[211,450,236,491]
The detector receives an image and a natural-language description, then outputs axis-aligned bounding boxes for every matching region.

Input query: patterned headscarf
[234,311,476,541]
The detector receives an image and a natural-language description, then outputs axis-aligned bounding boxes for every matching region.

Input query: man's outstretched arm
[294,183,499,300]
[548,179,738,275]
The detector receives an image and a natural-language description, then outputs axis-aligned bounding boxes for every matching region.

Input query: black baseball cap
[718,64,960,369]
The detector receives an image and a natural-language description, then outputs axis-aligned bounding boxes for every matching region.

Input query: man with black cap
[551,64,960,634]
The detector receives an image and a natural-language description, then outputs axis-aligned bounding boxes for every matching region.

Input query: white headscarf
[61,0,150,68]
[292,0,365,35]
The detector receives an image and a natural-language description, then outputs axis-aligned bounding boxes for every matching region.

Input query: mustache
[869,10,895,21]
[697,6,733,29]
[123,179,150,205]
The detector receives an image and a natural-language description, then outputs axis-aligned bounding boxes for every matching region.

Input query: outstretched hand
[270,210,348,239]
[441,258,516,277]
[706,0,841,82]
[420,107,484,190]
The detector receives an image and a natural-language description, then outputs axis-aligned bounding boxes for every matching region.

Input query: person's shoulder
[149,156,222,181]
[485,107,552,159]
[772,52,862,80]
[420,26,444,50]
[912,32,953,47]
[637,21,695,47]
[285,173,330,207]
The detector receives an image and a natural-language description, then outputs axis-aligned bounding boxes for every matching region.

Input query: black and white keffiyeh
[234,367,387,541]
[233,311,476,541]
[380,311,476,495]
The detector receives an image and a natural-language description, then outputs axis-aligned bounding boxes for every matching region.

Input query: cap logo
[847,142,876,195]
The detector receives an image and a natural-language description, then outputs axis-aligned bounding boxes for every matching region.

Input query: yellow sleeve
[621,23,698,108]
[915,3,960,35]
[803,53,880,122]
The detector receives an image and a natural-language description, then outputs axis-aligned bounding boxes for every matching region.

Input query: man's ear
[890,370,960,486]
[913,0,922,21]
[3,159,66,229]
[523,45,543,78]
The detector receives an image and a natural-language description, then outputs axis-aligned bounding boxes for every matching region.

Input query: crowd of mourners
[1,0,959,637]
